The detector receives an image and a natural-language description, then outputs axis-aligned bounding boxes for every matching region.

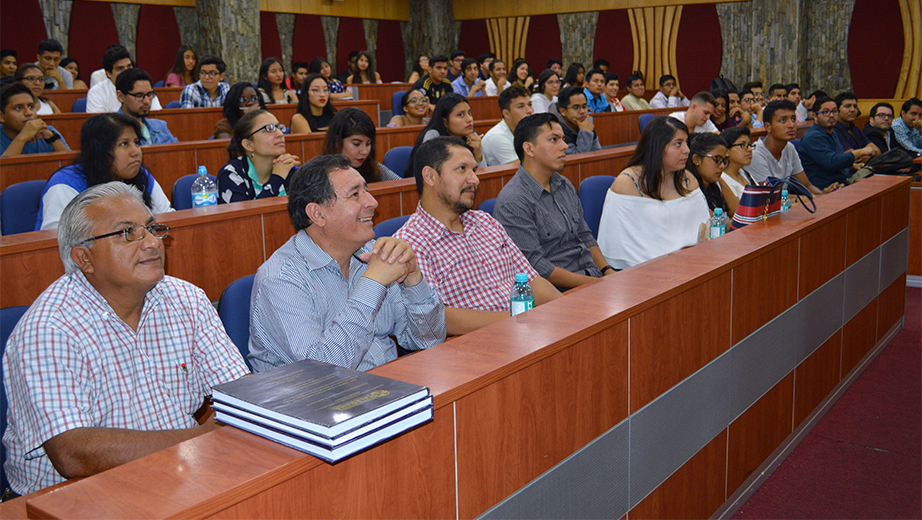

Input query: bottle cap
[198,165,207,176]
[782,189,788,196]
[515,273,528,284]
[714,208,723,216]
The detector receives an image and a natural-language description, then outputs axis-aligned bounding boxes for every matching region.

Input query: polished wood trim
[798,215,847,298]
[793,331,843,428]
[845,196,883,266]
[877,274,907,342]
[841,298,879,378]
[730,240,800,344]
[908,184,920,277]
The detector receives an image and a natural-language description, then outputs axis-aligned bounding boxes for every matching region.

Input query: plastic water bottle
[780,189,792,212]
[510,273,535,316]
[710,208,725,239]
[718,207,728,235]
[191,165,217,207]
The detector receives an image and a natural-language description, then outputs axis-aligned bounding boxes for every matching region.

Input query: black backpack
[710,76,737,92]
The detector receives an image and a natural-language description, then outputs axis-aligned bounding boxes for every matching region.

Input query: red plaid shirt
[395,204,538,312]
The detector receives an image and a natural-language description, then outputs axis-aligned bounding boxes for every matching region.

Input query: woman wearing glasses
[217,109,301,204]
[16,64,60,114]
[324,108,401,183]
[387,89,429,127]
[718,126,757,216]
[290,74,338,133]
[685,132,730,214]
[213,82,267,140]
[36,113,174,230]
[531,70,560,114]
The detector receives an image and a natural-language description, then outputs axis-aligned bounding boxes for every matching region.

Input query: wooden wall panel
[910,184,921,278]
[845,197,883,266]
[726,373,795,494]
[260,0,409,21]
[630,430,727,519]
[798,215,847,298]
[0,244,63,308]
[731,240,800,344]
[263,211,297,260]
[793,331,843,428]
[878,274,907,341]
[880,180,911,242]
[841,298,879,377]
[456,323,629,520]
[630,271,732,412]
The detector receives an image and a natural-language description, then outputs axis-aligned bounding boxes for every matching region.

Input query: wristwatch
[43,132,61,145]
[601,265,615,275]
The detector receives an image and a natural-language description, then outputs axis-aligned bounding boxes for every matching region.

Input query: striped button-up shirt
[394,204,538,312]
[248,231,446,373]
[2,272,249,495]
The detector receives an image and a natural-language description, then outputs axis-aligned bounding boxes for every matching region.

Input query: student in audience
[621,73,652,110]
[164,45,198,87]
[217,109,299,204]
[446,50,466,82]
[482,85,534,166]
[4,181,248,496]
[88,44,124,88]
[718,125,757,216]
[546,58,563,76]
[286,61,309,93]
[35,39,72,90]
[1,49,17,85]
[36,113,174,230]
[740,89,763,128]
[583,68,610,113]
[597,116,710,269]
[555,85,601,155]
[747,99,834,194]
[394,136,562,335]
[179,55,229,108]
[213,82,267,139]
[484,59,508,96]
[799,96,874,189]
[310,57,350,100]
[593,59,610,74]
[88,46,163,113]
[893,98,922,154]
[669,91,719,134]
[531,69,561,114]
[387,89,428,127]
[16,64,61,114]
[562,63,585,88]
[709,89,736,130]
[257,58,297,104]
[451,58,485,97]
[323,107,401,183]
[724,90,748,128]
[802,89,826,118]
[346,51,382,84]
[603,72,624,112]
[60,58,88,90]
[766,83,787,102]
[685,132,730,214]
[407,54,429,84]
[248,154,446,372]
[412,93,484,165]
[862,102,906,153]
[290,73,338,133]
[742,81,764,106]
[833,92,880,162]
[478,53,496,80]
[787,83,806,122]
[116,68,178,146]
[0,83,69,156]
[650,74,689,108]
[510,59,534,91]
[495,113,614,288]
[412,55,452,110]
[338,51,359,83]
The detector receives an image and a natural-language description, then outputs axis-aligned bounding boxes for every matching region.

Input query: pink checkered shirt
[394,204,538,312]
[2,271,249,494]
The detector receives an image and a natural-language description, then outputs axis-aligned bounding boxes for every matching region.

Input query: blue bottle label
[193,192,217,207]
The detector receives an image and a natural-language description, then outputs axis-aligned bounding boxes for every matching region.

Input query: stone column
[276,12,296,70]
[803,0,854,95]
[196,0,261,84]
[363,19,379,60]
[38,0,73,52]
[557,12,598,71]
[405,0,455,62]
[321,16,339,75]
[111,3,141,62]
[173,6,203,52]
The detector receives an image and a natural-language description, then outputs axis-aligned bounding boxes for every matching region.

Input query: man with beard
[494,113,615,289]
[862,102,905,153]
[394,136,562,335]
[798,96,875,189]
[117,68,178,145]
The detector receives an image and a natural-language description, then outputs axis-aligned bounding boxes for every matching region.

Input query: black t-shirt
[307,112,333,132]
[412,75,452,105]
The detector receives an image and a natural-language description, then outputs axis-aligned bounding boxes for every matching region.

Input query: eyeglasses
[200,70,222,77]
[816,109,839,117]
[309,88,330,95]
[874,113,893,119]
[21,76,44,83]
[546,80,561,86]
[405,97,426,106]
[731,142,754,150]
[701,154,730,168]
[246,123,286,139]
[78,223,170,246]
[125,91,157,101]
[239,95,259,105]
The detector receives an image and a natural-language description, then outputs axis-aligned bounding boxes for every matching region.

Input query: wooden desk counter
[10,176,909,519]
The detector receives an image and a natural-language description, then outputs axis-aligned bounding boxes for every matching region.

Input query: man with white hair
[2,182,248,496]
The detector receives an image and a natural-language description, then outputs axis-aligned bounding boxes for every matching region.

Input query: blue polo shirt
[0,125,68,155]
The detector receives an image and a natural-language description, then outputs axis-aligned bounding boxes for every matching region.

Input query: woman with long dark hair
[407,54,429,84]
[562,63,585,88]
[36,113,173,230]
[531,70,560,114]
[719,125,757,215]
[345,51,382,84]
[596,116,710,268]
[217,109,300,204]
[60,57,88,90]
[387,89,429,127]
[16,64,60,114]
[165,44,198,87]
[323,108,401,183]
[257,58,297,104]
[510,58,534,91]
[213,82,267,139]
[290,73,338,133]
[685,132,730,213]
[411,93,484,166]
[309,57,351,100]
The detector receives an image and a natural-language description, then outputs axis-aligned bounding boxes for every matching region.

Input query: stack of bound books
[211,358,433,463]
